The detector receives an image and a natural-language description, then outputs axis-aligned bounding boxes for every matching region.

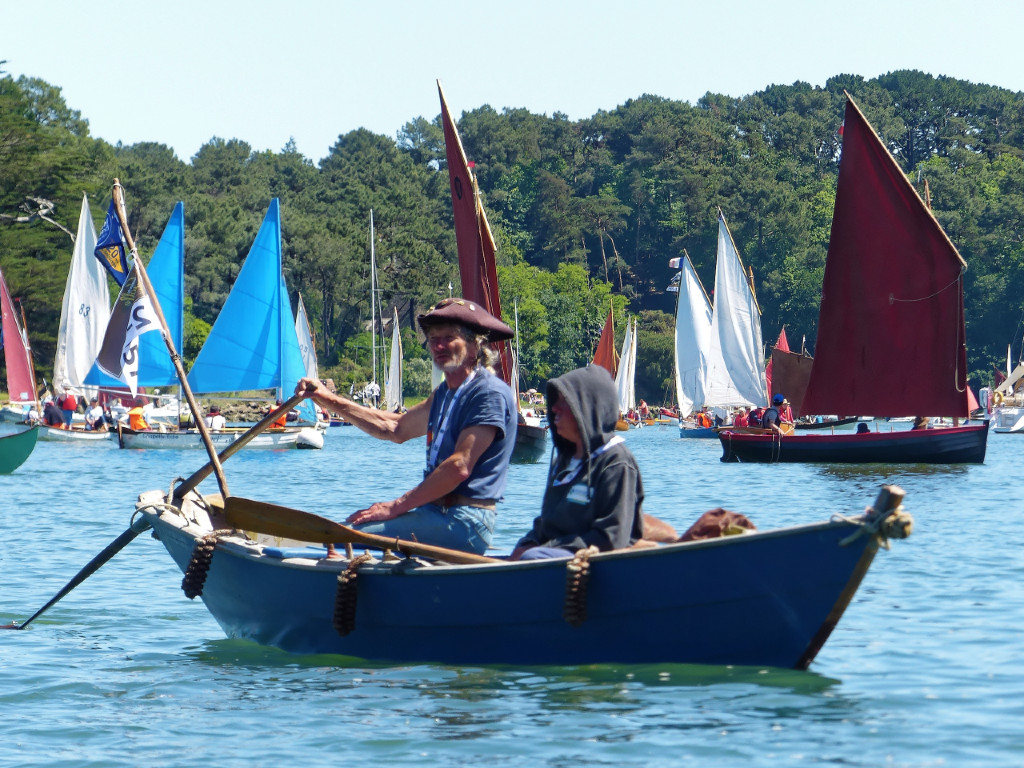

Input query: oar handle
[174,392,309,500]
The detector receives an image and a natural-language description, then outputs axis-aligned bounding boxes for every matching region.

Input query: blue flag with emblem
[94,200,131,286]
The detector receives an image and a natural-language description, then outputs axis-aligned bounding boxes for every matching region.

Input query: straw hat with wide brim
[417,298,514,342]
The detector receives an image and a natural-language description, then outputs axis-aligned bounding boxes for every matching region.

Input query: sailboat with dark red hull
[720,94,988,464]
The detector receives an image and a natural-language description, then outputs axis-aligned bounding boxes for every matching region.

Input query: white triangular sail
[614,318,637,414]
[384,308,403,412]
[295,293,318,381]
[53,194,110,397]
[703,213,767,408]
[673,254,713,417]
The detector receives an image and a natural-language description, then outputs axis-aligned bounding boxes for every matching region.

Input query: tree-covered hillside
[2,63,1023,402]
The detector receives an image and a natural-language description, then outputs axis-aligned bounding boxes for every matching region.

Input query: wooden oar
[3,396,310,631]
[173,392,307,500]
[110,180,231,498]
[222,496,500,565]
[2,519,152,630]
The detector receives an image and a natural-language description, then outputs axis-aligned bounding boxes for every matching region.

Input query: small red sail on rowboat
[438,82,547,463]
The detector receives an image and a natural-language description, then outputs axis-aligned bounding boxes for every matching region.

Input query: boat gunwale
[140,491,873,575]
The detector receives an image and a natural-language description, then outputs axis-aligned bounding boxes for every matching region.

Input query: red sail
[438,82,512,385]
[592,308,618,377]
[0,267,36,404]
[771,348,813,418]
[765,327,790,397]
[802,97,970,418]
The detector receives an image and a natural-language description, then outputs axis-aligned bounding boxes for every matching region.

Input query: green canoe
[0,426,38,474]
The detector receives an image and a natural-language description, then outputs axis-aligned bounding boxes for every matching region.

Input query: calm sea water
[2,424,1022,767]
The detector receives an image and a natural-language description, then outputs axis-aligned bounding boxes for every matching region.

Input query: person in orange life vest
[271,400,287,428]
[128,401,150,431]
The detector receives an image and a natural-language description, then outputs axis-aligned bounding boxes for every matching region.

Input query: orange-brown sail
[437,81,512,385]
[592,308,618,377]
[771,347,813,418]
[801,96,970,418]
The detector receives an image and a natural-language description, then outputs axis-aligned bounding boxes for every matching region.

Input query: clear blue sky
[4,0,1022,163]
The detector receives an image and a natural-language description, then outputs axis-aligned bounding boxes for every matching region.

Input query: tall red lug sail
[438,81,512,386]
[802,96,970,418]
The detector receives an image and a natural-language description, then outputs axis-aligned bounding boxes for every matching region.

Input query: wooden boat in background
[671,251,715,437]
[0,426,38,473]
[674,214,767,438]
[117,424,313,450]
[592,306,618,378]
[136,484,913,668]
[1,262,40,423]
[614,318,639,427]
[439,82,547,463]
[702,212,768,413]
[115,200,322,450]
[53,194,110,401]
[720,95,987,464]
[0,266,42,469]
[590,306,630,431]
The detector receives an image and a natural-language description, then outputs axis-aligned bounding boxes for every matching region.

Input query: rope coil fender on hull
[334,553,375,636]
[564,546,599,627]
[181,530,233,599]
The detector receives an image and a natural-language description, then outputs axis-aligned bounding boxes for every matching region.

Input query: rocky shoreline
[186,399,280,424]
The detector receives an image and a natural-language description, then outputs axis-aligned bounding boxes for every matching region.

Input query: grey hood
[546,364,620,459]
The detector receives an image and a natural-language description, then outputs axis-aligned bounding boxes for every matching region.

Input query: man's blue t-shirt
[425,368,517,501]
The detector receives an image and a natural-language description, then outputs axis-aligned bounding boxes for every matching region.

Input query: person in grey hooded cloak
[511,365,645,560]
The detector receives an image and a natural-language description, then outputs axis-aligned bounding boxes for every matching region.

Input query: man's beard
[434,347,469,373]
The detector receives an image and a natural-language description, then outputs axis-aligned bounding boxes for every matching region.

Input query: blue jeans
[518,546,574,560]
[353,503,495,555]
[62,409,74,427]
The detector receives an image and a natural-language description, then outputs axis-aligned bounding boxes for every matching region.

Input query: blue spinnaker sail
[187,199,316,422]
[85,202,185,388]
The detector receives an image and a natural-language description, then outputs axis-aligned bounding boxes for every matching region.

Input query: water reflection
[189,637,839,694]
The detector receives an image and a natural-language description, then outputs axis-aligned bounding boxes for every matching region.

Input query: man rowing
[295,297,518,554]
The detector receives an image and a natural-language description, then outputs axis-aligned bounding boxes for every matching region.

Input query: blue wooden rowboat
[137,485,911,669]
[0,426,38,474]
[678,424,717,439]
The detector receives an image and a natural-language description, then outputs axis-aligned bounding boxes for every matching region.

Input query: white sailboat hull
[38,425,116,443]
[991,406,1024,433]
[117,426,323,450]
